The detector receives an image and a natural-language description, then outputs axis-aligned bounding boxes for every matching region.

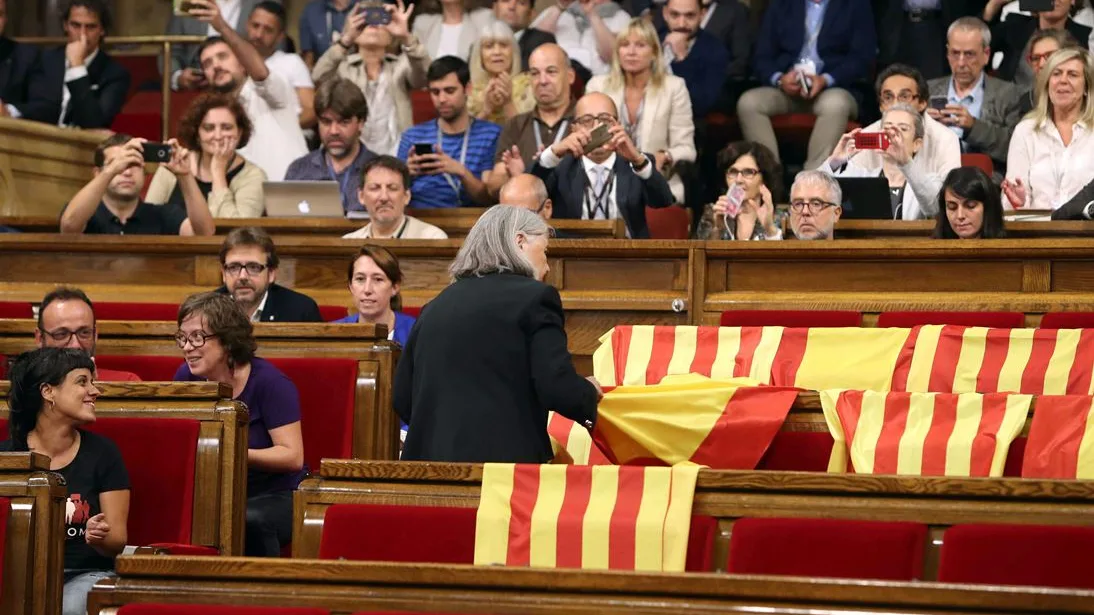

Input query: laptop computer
[263,181,348,218]
[834,177,895,220]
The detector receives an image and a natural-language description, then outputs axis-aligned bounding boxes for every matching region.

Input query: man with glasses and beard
[788,170,843,240]
[531,92,673,238]
[191,0,308,179]
[214,228,323,322]
[34,287,140,381]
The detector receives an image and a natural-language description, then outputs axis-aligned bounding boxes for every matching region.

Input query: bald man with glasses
[35,287,140,381]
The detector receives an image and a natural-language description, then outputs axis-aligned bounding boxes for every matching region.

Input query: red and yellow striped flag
[475,463,700,571]
[589,374,800,469]
[547,412,611,465]
[1022,396,1094,479]
[820,390,1031,476]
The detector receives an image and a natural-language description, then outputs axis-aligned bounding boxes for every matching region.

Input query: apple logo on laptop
[298,200,311,214]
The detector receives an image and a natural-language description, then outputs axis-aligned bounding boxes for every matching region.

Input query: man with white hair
[789,170,842,240]
[926,16,1021,174]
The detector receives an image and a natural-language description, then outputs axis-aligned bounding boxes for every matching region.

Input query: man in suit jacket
[168,0,275,90]
[873,0,983,80]
[1052,175,1094,220]
[737,0,877,170]
[215,227,323,323]
[0,0,40,114]
[531,92,675,238]
[629,0,750,84]
[927,17,1021,176]
[10,0,129,129]
[660,0,728,118]
[494,0,556,70]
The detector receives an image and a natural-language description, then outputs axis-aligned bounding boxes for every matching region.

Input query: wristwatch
[631,156,650,172]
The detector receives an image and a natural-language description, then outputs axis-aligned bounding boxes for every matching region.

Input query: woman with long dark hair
[934,167,1007,239]
[2,347,129,615]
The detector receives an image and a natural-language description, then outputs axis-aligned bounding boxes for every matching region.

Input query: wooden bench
[0,321,401,461]
[0,452,66,615]
[85,555,1094,615]
[0,118,102,217]
[293,460,1094,580]
[0,382,247,556]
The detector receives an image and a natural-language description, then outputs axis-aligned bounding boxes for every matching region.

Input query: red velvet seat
[319,305,349,322]
[95,355,182,381]
[410,89,437,124]
[756,432,834,472]
[114,55,161,99]
[118,605,329,615]
[719,310,862,328]
[961,153,994,177]
[269,358,359,472]
[319,504,718,571]
[939,523,1094,589]
[402,306,422,319]
[0,417,201,550]
[112,90,203,142]
[0,302,33,319]
[646,206,690,239]
[726,517,927,580]
[876,311,1025,328]
[94,302,178,321]
[1039,312,1094,329]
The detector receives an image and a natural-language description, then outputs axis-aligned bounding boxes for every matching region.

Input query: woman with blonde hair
[1004,46,1094,211]
[467,21,535,123]
[586,18,695,205]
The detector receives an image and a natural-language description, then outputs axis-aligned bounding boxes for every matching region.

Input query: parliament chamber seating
[118,606,331,615]
[0,302,31,319]
[960,153,995,178]
[645,206,691,239]
[876,311,1027,328]
[719,310,863,327]
[1039,312,1094,329]
[0,452,67,615]
[938,524,1094,589]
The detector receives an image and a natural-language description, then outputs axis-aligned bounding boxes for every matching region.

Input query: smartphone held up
[853,132,891,151]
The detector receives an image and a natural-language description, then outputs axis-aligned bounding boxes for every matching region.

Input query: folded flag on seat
[1022,395,1094,479]
[547,411,611,465]
[820,390,1031,476]
[475,463,699,572]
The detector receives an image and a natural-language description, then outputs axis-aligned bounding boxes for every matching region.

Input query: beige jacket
[586,74,696,203]
[312,35,430,142]
[342,215,448,239]
[145,161,267,218]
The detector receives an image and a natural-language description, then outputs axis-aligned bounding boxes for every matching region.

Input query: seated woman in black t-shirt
[1,348,130,615]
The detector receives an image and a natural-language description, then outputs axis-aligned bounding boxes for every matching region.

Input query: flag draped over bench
[475,463,700,572]
[1022,396,1094,479]
[820,390,1031,476]
[593,325,1094,395]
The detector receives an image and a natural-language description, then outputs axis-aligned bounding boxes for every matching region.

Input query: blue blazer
[0,37,39,107]
[17,46,130,129]
[752,0,876,92]
[330,311,416,346]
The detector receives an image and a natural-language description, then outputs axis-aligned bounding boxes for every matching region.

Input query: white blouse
[1005,118,1094,210]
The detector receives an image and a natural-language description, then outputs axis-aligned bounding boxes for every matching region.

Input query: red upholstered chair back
[318,504,478,563]
[646,206,690,239]
[94,302,179,321]
[0,302,33,318]
[961,153,994,177]
[757,432,834,471]
[1040,312,1094,329]
[685,515,718,572]
[726,517,927,581]
[719,310,862,328]
[96,355,183,381]
[118,605,330,615]
[319,305,349,322]
[267,358,358,472]
[0,417,199,545]
[411,89,438,124]
[876,311,1026,328]
[402,306,422,318]
[940,524,1094,589]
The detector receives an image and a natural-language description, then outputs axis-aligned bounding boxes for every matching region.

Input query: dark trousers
[894,14,948,81]
[245,490,294,557]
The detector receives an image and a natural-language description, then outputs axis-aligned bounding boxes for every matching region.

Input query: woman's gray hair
[883,102,924,139]
[450,205,551,280]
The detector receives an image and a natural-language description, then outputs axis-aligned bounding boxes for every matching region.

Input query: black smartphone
[142,142,173,163]
[362,5,392,25]
[1019,0,1055,11]
[929,96,948,110]
[585,124,612,152]
[413,143,434,156]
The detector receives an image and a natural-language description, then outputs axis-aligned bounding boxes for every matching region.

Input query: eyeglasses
[1029,51,1056,65]
[223,262,268,276]
[39,327,95,343]
[174,330,216,349]
[726,168,760,179]
[573,113,617,128]
[789,199,838,213]
[880,91,919,104]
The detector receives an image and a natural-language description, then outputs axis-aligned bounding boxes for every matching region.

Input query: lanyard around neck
[437,118,474,197]
[534,118,569,151]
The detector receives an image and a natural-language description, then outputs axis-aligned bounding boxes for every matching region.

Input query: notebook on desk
[834,177,895,220]
[263,181,347,218]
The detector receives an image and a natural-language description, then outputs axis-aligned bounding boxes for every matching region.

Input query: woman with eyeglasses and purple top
[696,141,784,241]
[172,291,305,557]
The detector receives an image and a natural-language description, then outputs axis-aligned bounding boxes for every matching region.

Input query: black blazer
[648,0,751,79]
[1052,179,1094,220]
[17,46,130,129]
[394,273,598,463]
[214,283,323,323]
[518,28,556,72]
[531,154,675,238]
[991,15,1092,83]
[873,0,982,69]
[0,37,39,107]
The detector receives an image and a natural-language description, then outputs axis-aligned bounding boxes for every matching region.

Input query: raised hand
[1002,178,1027,209]
[501,146,525,178]
[551,127,592,158]
[163,138,195,177]
[608,124,643,166]
[384,0,414,42]
[104,138,147,177]
[66,32,89,68]
[188,0,229,33]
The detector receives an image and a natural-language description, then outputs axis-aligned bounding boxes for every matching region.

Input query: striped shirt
[397,118,501,208]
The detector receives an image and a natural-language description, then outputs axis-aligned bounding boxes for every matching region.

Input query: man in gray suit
[167,0,279,90]
[927,16,1021,176]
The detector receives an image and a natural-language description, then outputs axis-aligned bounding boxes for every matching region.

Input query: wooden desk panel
[0,452,67,615]
[86,555,1094,615]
